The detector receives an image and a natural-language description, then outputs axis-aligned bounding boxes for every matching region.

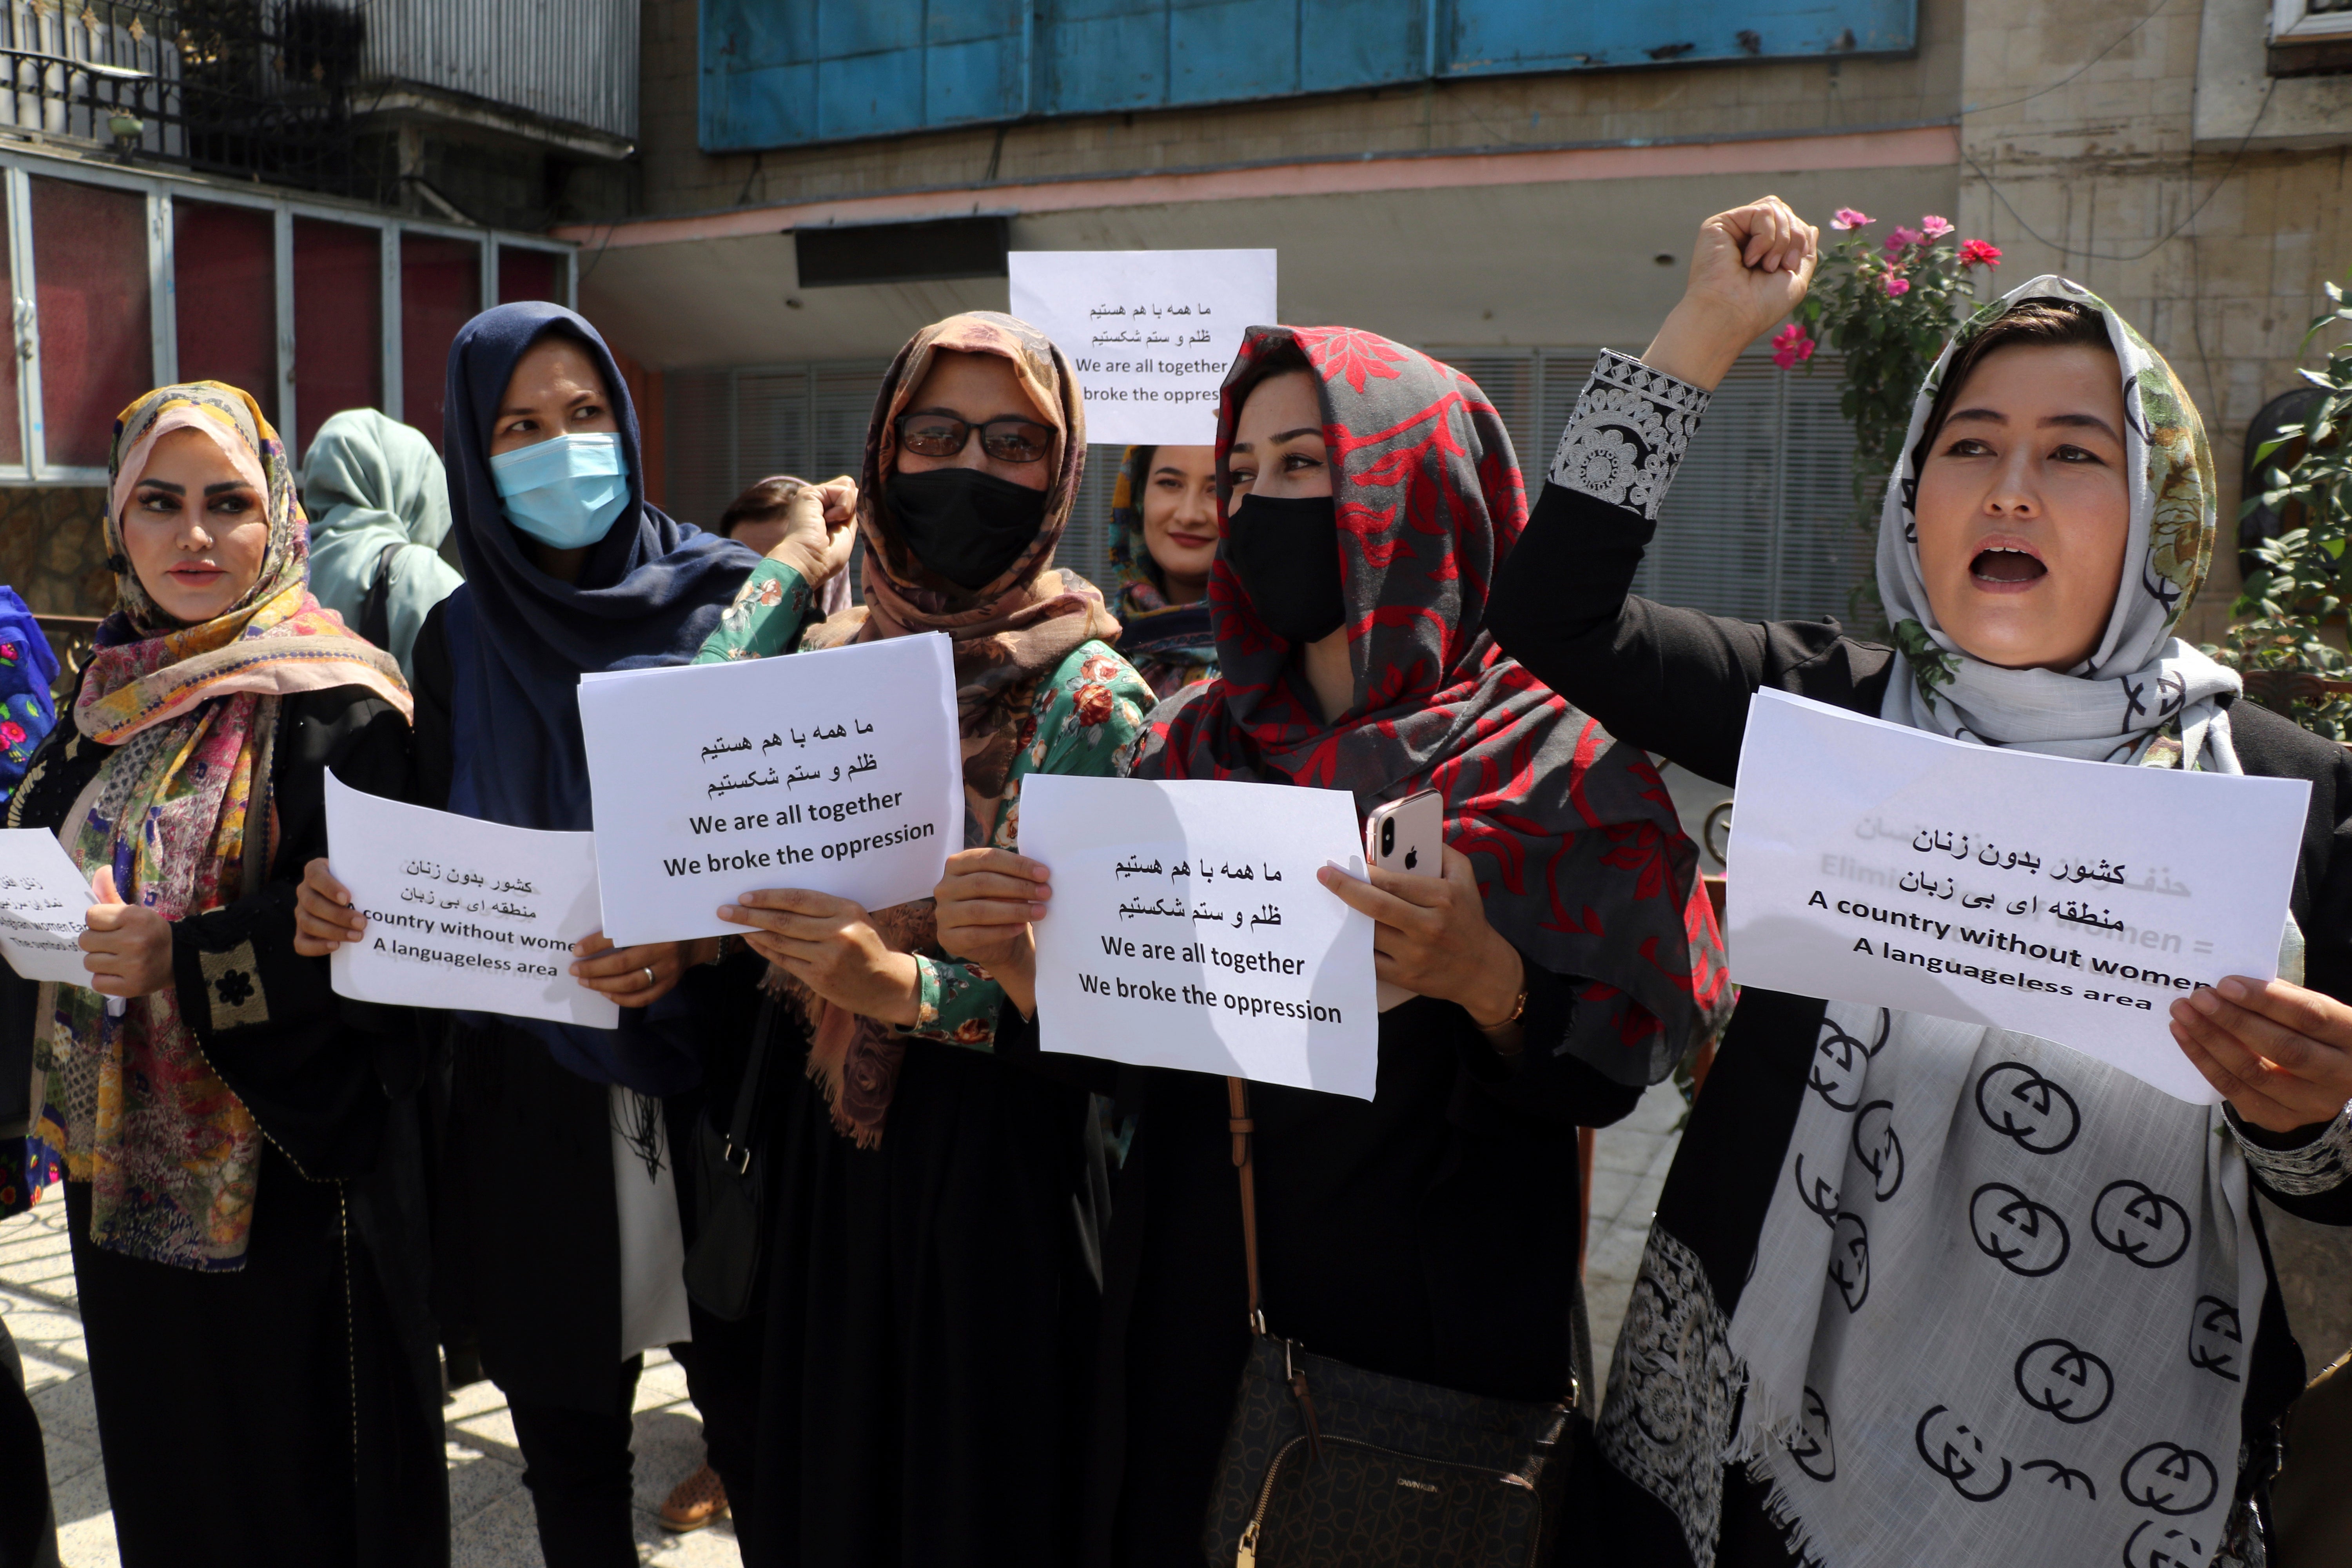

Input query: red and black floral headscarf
[1130,325,1728,1082]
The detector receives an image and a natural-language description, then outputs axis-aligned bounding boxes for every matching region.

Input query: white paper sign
[1008,249,1278,446]
[577,634,962,946]
[0,830,95,985]
[1018,775,1380,1099]
[324,774,618,1028]
[1726,690,2312,1102]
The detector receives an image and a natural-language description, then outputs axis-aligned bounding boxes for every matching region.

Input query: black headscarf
[438,302,759,1093]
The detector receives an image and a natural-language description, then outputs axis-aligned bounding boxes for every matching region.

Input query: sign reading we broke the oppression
[1019,775,1379,1100]
[576,633,962,947]
[1724,690,2311,1103]
[1008,249,1277,447]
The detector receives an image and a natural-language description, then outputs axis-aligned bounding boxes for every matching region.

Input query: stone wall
[1955,0,2352,647]
[0,488,113,619]
[635,0,1964,217]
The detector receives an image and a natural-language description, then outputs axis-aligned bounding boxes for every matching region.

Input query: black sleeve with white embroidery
[1488,351,1898,787]
[1544,348,1710,520]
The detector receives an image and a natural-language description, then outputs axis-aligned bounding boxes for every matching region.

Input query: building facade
[0,0,628,618]
[562,0,2348,649]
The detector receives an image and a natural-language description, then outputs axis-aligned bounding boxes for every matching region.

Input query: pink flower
[0,722,22,746]
[1882,275,1912,298]
[1770,323,1816,369]
[1883,225,1924,254]
[1958,239,2003,268]
[1830,207,1874,230]
[1919,215,1954,239]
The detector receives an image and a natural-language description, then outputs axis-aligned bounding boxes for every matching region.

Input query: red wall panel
[292,218,381,457]
[33,178,151,470]
[401,234,479,453]
[173,201,276,423]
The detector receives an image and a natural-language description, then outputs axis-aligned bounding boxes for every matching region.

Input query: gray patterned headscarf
[1877,274,2242,772]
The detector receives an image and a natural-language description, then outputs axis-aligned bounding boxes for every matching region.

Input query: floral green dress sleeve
[693,558,816,664]
[905,641,1154,1048]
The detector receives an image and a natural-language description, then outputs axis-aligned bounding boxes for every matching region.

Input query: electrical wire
[1964,77,2279,264]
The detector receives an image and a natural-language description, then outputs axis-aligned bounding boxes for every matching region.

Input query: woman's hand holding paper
[570,931,709,1008]
[932,848,1047,1019]
[719,888,923,1025]
[2171,976,2352,1135]
[294,857,366,956]
[1315,847,1525,1044]
[79,866,174,997]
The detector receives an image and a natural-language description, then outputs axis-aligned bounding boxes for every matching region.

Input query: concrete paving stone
[445,1439,526,1526]
[451,1490,548,1568]
[27,1368,96,1448]
[636,1514,741,1567]
[450,1401,525,1460]
[1583,1221,1653,1291]
[1583,1163,1640,1229]
[40,1428,101,1492]
[1588,1134,1665,1177]
[635,1350,692,1408]
[444,1373,516,1423]
[48,1443,113,1530]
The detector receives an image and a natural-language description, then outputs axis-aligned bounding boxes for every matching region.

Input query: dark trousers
[508,1357,644,1568]
[0,1313,59,1568]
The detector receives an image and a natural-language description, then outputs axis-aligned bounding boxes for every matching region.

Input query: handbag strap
[1227,1076,1264,1334]
[721,992,778,1175]
[1226,1070,1583,1411]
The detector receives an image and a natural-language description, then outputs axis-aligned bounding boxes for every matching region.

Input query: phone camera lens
[1380,820,1394,855]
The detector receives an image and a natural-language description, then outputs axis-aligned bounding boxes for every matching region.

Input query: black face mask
[887,468,1048,592]
[1226,492,1346,643]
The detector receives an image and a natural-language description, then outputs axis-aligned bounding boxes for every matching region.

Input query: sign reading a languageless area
[1019,775,1378,1100]
[1008,249,1277,447]
[0,829,95,986]
[1725,690,2312,1103]
[324,774,617,1028]
[577,633,962,947]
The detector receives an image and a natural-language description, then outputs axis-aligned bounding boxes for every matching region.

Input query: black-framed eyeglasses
[894,410,1055,465]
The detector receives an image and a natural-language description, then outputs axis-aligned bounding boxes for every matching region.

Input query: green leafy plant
[1776,210,2004,636]
[2208,278,2352,739]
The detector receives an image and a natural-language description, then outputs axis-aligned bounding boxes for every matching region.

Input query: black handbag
[1201,1078,1581,1568]
[682,992,779,1321]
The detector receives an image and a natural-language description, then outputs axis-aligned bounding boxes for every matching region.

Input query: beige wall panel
[582,164,1959,372]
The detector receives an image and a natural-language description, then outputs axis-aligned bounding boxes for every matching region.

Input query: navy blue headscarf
[439,302,759,1091]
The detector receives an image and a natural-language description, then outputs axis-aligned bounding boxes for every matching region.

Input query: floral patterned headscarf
[27,381,407,1270]
[792,312,1123,1146]
[1877,275,2240,771]
[1133,327,1730,1084]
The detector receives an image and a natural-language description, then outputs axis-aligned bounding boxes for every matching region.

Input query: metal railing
[0,1,371,196]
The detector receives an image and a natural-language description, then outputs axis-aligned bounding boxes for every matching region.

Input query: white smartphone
[1364,789,1445,1011]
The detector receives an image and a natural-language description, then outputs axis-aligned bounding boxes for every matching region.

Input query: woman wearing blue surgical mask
[293,304,804,1567]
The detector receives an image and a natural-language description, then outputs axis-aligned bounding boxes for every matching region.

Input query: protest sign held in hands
[322,774,619,1028]
[577,632,962,946]
[1725,690,2310,1102]
[1018,774,1379,1099]
[0,829,98,986]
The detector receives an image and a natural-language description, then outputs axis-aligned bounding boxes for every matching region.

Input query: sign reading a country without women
[1725,691,2311,1102]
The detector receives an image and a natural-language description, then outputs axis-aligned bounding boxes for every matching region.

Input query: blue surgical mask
[489,432,629,550]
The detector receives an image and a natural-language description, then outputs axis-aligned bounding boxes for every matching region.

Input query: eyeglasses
[894,410,1055,465]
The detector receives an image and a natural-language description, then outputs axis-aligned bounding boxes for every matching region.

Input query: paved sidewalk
[0,1185,739,1568]
[1582,1078,1685,1402]
[2,1087,1691,1565]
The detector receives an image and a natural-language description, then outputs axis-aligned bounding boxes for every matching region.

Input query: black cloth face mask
[887,467,1048,592]
[1226,492,1346,643]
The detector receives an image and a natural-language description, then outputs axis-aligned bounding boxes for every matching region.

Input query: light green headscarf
[299,408,460,678]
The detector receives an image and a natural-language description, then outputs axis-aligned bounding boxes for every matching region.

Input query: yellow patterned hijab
[30,382,407,1270]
